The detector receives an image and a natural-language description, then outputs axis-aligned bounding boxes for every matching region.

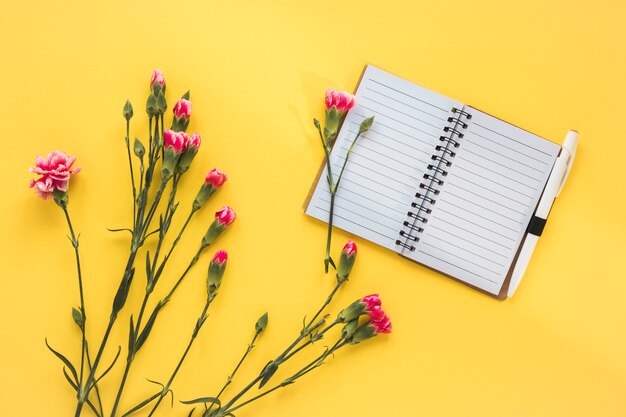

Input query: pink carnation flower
[361,294,381,310]
[205,168,227,189]
[29,151,81,200]
[188,133,201,150]
[215,206,236,226]
[150,69,165,88]
[173,99,192,119]
[342,240,357,256]
[372,315,392,334]
[211,250,228,266]
[325,90,355,113]
[164,129,188,152]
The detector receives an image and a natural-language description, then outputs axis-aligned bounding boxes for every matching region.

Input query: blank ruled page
[408,107,561,294]
[305,65,462,250]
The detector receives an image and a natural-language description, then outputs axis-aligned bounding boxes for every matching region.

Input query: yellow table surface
[1,1,625,416]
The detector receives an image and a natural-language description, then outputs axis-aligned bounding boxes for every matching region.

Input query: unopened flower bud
[255,312,269,334]
[123,100,134,121]
[207,250,228,295]
[336,240,357,283]
[193,169,227,211]
[202,206,236,247]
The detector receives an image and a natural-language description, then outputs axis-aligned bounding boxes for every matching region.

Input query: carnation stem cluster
[30,72,391,417]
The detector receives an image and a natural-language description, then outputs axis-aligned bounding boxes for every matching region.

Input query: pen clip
[556,130,578,197]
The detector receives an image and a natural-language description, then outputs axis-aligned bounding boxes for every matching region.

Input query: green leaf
[112,267,135,315]
[72,307,84,329]
[62,366,78,389]
[187,408,195,417]
[134,138,145,159]
[135,302,162,353]
[45,338,78,383]
[128,316,136,359]
[93,346,121,386]
[145,252,152,285]
[106,227,133,234]
[258,362,278,388]
[180,397,220,406]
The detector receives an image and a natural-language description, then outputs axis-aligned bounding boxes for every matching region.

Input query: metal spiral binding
[395,107,472,252]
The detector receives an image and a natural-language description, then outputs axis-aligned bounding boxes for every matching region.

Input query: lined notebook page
[305,65,462,250]
[407,107,561,294]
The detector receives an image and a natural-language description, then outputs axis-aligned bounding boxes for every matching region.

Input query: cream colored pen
[508,130,578,297]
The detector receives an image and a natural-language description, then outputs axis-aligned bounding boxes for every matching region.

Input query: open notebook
[305,65,561,298]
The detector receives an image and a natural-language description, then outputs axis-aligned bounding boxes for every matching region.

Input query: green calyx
[347,322,377,344]
[337,299,366,323]
[123,99,134,121]
[207,260,227,295]
[255,312,269,334]
[177,147,198,174]
[336,251,356,284]
[323,106,346,145]
[192,183,217,211]
[202,219,225,248]
[52,189,68,208]
[161,147,179,181]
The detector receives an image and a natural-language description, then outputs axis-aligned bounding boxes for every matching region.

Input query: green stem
[335,130,363,190]
[163,246,205,304]
[120,392,160,417]
[224,340,346,415]
[281,320,340,363]
[323,149,335,273]
[125,119,137,222]
[146,299,213,417]
[303,280,342,335]
[61,206,88,393]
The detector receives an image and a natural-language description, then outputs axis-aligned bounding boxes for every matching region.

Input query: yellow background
[1,0,625,416]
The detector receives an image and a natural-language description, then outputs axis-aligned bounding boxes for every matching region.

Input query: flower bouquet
[30,70,390,417]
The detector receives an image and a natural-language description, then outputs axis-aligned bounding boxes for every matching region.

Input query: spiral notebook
[305,65,562,298]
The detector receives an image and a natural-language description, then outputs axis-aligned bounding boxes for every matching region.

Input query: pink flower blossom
[164,129,188,152]
[150,69,165,88]
[361,294,381,310]
[342,240,357,256]
[29,151,81,200]
[211,250,228,266]
[173,99,192,119]
[188,133,201,150]
[205,169,227,189]
[368,305,386,322]
[372,315,392,334]
[215,206,236,226]
[325,90,355,113]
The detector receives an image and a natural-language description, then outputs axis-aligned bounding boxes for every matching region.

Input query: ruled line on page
[463,139,545,174]
[443,183,527,217]
[346,127,433,157]
[449,175,531,208]
[420,241,503,276]
[473,122,552,157]
[457,155,539,191]
[368,78,450,112]
[361,96,443,129]
[469,129,550,165]
[363,86,446,121]
[336,143,429,176]
[417,250,500,284]
[427,224,509,258]
[351,110,441,143]
[461,147,543,182]
[424,234,507,267]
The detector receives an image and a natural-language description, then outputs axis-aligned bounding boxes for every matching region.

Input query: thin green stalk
[146,298,213,417]
[120,392,160,417]
[125,118,137,221]
[61,206,88,390]
[111,206,196,417]
[205,332,260,416]
[223,340,346,415]
[163,246,205,303]
[281,320,341,363]
[335,130,363,190]
[303,279,342,336]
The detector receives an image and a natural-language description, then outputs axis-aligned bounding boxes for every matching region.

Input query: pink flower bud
[150,69,165,88]
[372,315,392,334]
[164,129,187,153]
[173,99,192,120]
[205,168,227,189]
[211,250,228,266]
[29,151,81,200]
[361,294,381,310]
[325,89,355,113]
[215,206,236,226]
[342,240,357,256]
[188,133,201,150]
